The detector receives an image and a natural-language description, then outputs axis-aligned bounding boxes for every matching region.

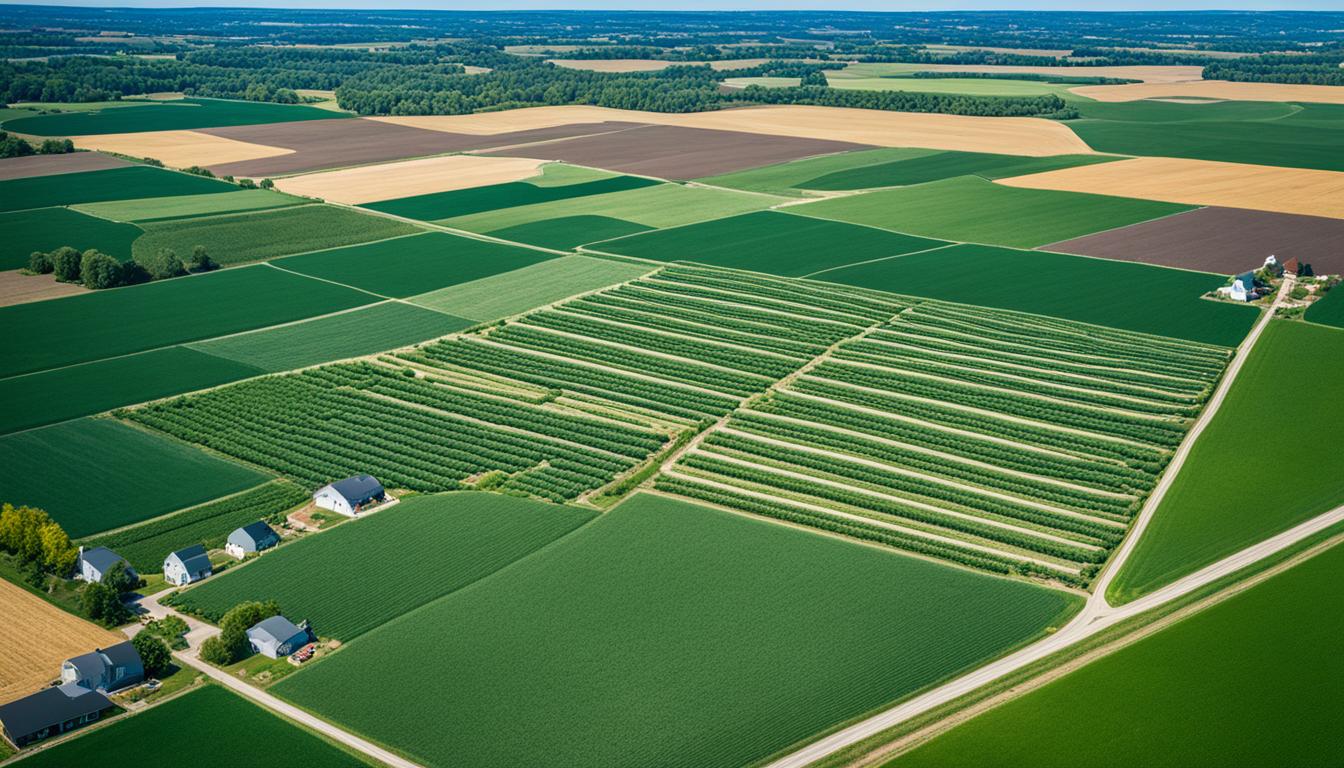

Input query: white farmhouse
[75,547,135,584]
[313,475,386,518]
[163,544,212,587]
[225,521,280,559]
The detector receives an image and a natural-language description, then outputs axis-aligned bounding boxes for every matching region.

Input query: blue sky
[10,1,1344,10]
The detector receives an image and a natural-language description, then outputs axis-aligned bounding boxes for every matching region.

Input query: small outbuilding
[246,615,311,659]
[61,641,144,693]
[0,683,114,748]
[225,520,280,559]
[313,474,385,518]
[1218,271,1258,302]
[163,544,212,587]
[76,546,135,584]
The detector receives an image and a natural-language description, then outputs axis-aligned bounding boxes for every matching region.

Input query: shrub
[81,250,123,289]
[26,251,53,274]
[136,247,187,280]
[37,138,74,154]
[50,246,82,282]
[237,177,256,189]
[131,632,172,676]
[259,178,274,189]
[189,245,218,272]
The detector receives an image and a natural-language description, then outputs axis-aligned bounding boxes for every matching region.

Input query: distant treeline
[905,71,1140,85]
[1204,52,1344,86]
[731,85,1074,118]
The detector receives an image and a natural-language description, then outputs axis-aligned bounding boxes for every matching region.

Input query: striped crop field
[656,300,1233,586]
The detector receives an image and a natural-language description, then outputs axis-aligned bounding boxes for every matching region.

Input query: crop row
[609,285,854,345]
[640,277,877,328]
[561,298,822,358]
[581,289,836,351]
[655,265,907,321]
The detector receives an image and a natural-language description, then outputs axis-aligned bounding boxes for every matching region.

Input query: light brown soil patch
[1071,80,1344,104]
[906,64,1203,83]
[999,157,1344,219]
[72,130,293,168]
[0,579,123,704]
[0,270,87,307]
[548,58,770,72]
[0,151,129,181]
[373,105,1094,155]
[274,155,547,204]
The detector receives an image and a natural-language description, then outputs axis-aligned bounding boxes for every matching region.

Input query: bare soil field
[0,579,123,704]
[274,155,547,204]
[1071,80,1344,104]
[0,151,129,181]
[478,123,869,179]
[73,129,294,168]
[202,117,637,178]
[548,58,771,72]
[0,270,87,307]
[376,105,1095,155]
[904,64,1203,83]
[1045,206,1344,275]
[998,157,1344,219]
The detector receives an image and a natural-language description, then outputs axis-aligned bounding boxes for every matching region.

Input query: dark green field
[0,346,262,435]
[892,539,1344,768]
[364,174,661,221]
[274,493,1078,768]
[0,264,377,377]
[0,165,234,212]
[1305,286,1344,328]
[485,214,652,250]
[1067,100,1344,172]
[0,417,269,537]
[271,231,556,297]
[169,493,597,640]
[798,151,1120,190]
[131,204,421,266]
[590,210,949,277]
[2,97,348,136]
[0,207,143,268]
[17,684,369,767]
[819,244,1258,346]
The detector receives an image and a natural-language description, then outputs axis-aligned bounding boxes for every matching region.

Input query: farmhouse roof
[79,547,127,574]
[328,474,384,505]
[236,520,277,544]
[168,544,211,572]
[1235,271,1256,288]
[248,615,305,645]
[100,641,141,671]
[63,651,104,686]
[0,684,112,740]
[1282,257,1299,274]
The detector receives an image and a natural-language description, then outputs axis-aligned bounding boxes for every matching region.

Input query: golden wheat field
[72,129,294,168]
[0,579,123,705]
[273,155,547,203]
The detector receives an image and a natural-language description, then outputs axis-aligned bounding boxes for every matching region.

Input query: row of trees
[0,503,79,582]
[732,85,1074,118]
[1204,52,1344,86]
[27,245,218,290]
[0,130,75,159]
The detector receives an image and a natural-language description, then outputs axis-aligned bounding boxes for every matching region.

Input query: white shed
[313,475,385,518]
[246,615,311,659]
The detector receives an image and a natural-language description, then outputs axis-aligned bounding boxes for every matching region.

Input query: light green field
[891,538,1344,768]
[828,75,1077,97]
[698,148,938,197]
[439,182,783,235]
[1108,321,1344,603]
[408,254,654,321]
[526,162,620,187]
[74,189,305,222]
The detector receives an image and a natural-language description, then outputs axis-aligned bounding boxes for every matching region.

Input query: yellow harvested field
[273,154,547,204]
[373,105,1094,155]
[1070,79,1344,104]
[72,130,292,168]
[998,157,1344,219]
[548,58,769,72]
[903,64,1204,83]
[0,579,123,704]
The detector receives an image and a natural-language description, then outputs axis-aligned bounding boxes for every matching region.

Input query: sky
[7,1,1344,10]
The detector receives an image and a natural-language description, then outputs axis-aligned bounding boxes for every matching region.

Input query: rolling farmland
[362,172,660,221]
[790,151,1119,191]
[408,254,655,321]
[2,96,348,136]
[73,188,305,222]
[168,493,596,639]
[273,493,1080,768]
[0,164,234,212]
[0,207,142,267]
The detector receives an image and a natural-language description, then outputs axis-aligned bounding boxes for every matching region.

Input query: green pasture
[0,207,142,267]
[892,538,1344,768]
[2,97,348,136]
[796,151,1120,190]
[18,685,370,767]
[169,493,596,640]
[74,188,305,222]
[273,494,1079,768]
[1305,286,1344,328]
[132,204,421,266]
[698,148,938,197]
[0,165,234,213]
[792,175,1192,249]
[271,231,555,297]
[1109,321,1344,603]
[364,173,660,221]
[0,264,377,378]
[524,162,620,187]
[0,417,269,538]
[485,215,652,249]
[409,254,654,321]
[590,210,949,277]
[189,302,472,372]
[818,244,1258,346]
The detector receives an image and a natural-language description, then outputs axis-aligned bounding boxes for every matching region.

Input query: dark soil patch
[0,151,129,181]
[1045,206,1344,275]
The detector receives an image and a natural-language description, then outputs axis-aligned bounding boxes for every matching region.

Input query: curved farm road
[766,281,1323,768]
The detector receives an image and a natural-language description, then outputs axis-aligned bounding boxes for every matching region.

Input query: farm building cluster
[0,642,144,748]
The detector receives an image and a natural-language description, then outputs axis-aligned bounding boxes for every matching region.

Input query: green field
[0,165,234,213]
[1305,286,1344,328]
[818,244,1258,346]
[408,254,654,321]
[131,204,422,266]
[590,210,949,277]
[796,151,1120,191]
[792,176,1192,249]
[273,493,1079,768]
[1109,321,1344,602]
[0,418,269,538]
[364,173,661,221]
[485,214,653,249]
[169,493,597,640]
[74,188,305,222]
[188,302,472,372]
[440,181,781,235]
[0,264,377,377]
[1067,100,1344,172]
[270,231,556,297]
[829,75,1079,97]
[698,148,939,197]
[0,346,262,435]
[0,207,143,267]
[85,480,308,571]
[2,97,349,136]
[17,684,370,767]
[892,538,1344,768]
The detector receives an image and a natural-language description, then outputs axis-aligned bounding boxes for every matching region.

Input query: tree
[136,247,186,280]
[0,133,34,159]
[189,245,218,271]
[131,632,171,677]
[81,580,132,626]
[80,250,123,289]
[259,178,274,189]
[237,177,256,189]
[220,599,281,634]
[198,634,232,665]
[38,521,77,575]
[197,599,281,665]
[26,251,52,274]
[37,138,72,154]
[103,560,141,594]
[50,246,81,282]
